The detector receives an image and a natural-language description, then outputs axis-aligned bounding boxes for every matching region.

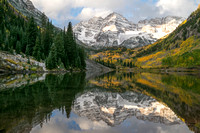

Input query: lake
[0,72,199,133]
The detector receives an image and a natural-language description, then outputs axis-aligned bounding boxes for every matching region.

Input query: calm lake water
[0,72,200,133]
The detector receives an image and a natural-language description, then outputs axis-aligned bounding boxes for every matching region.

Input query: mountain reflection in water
[0,72,199,133]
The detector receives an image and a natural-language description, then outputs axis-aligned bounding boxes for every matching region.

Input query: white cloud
[30,0,200,28]
[77,8,112,20]
[73,0,128,10]
[31,0,73,19]
[156,0,198,17]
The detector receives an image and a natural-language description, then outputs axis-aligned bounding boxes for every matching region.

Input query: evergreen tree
[40,31,45,60]
[16,41,21,54]
[4,38,9,51]
[46,44,57,70]
[65,22,77,67]
[9,37,15,52]
[62,27,69,68]
[0,30,3,49]
[54,33,65,65]
[0,2,4,33]
[26,17,37,55]
[40,13,46,59]
[21,32,27,53]
[123,62,126,67]
[33,36,41,61]
[43,20,53,57]
[76,56,81,68]
[79,48,86,69]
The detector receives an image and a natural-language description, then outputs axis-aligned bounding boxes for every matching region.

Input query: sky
[30,0,200,28]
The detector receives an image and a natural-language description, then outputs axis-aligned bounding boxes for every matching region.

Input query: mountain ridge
[74,12,184,49]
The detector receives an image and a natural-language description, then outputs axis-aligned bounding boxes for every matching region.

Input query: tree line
[94,58,135,69]
[0,0,86,70]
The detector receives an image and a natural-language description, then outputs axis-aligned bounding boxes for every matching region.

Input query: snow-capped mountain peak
[74,12,184,49]
[105,12,129,22]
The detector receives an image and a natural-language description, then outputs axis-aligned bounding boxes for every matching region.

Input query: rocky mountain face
[7,0,47,26]
[73,89,183,126]
[74,13,184,49]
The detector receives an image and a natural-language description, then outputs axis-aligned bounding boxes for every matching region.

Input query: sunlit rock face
[73,89,182,126]
[7,0,47,26]
[74,13,184,49]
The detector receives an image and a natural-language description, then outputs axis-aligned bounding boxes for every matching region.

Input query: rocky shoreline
[0,51,112,75]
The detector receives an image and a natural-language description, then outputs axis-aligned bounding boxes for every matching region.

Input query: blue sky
[70,7,84,17]
[31,0,200,28]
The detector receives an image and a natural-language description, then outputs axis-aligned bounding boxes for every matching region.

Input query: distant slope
[134,6,200,68]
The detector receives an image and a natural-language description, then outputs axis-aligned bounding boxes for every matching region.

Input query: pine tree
[79,48,86,69]
[40,30,45,59]
[33,36,41,61]
[0,5,4,36]
[16,41,21,54]
[4,38,9,51]
[21,32,27,53]
[54,33,65,65]
[25,45,30,55]
[40,14,46,59]
[26,17,37,55]
[123,62,126,67]
[76,56,81,68]
[62,27,69,69]
[46,44,57,70]
[65,22,77,67]
[0,30,3,49]
[43,20,53,57]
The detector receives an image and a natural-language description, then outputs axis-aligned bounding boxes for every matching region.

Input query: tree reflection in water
[0,72,199,133]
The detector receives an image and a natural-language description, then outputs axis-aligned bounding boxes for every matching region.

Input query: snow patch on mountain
[103,25,118,32]
[74,13,184,49]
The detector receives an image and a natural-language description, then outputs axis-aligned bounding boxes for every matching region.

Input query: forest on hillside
[0,0,86,70]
